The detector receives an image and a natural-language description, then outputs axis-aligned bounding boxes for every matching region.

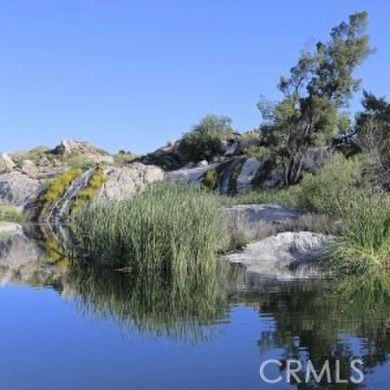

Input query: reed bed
[72,182,227,276]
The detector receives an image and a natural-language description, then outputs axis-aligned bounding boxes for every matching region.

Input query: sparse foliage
[259,12,371,185]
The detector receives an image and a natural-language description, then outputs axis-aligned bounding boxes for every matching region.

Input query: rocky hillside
[0,137,335,222]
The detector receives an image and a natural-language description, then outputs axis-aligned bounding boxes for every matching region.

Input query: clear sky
[0,1,389,154]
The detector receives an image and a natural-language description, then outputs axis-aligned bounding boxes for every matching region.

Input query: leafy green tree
[178,115,234,162]
[356,91,390,188]
[259,12,372,185]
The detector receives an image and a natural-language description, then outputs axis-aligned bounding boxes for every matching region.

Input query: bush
[244,146,271,159]
[72,182,227,276]
[222,186,301,209]
[114,151,137,165]
[296,154,362,216]
[202,169,219,191]
[222,153,390,275]
[66,155,96,170]
[178,115,234,162]
[71,168,106,215]
[43,168,83,204]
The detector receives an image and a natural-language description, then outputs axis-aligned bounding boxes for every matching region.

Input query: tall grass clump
[72,182,226,276]
[330,190,390,274]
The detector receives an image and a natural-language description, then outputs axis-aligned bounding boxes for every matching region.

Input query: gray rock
[196,159,209,167]
[0,172,40,206]
[225,231,331,279]
[303,147,334,173]
[98,163,165,201]
[53,139,113,165]
[21,159,39,178]
[222,204,300,242]
[0,152,16,173]
[167,163,221,186]
[262,166,285,189]
[223,140,239,157]
[236,158,261,193]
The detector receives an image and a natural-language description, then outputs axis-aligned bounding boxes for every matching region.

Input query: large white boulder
[225,231,332,279]
[98,163,165,201]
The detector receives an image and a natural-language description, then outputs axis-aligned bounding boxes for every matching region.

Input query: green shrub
[222,186,301,209]
[202,169,219,191]
[66,155,96,170]
[178,115,234,162]
[296,154,362,216]
[244,146,271,159]
[43,168,83,203]
[72,182,227,276]
[114,151,137,165]
[71,168,106,215]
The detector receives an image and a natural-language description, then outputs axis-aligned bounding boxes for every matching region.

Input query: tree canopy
[258,11,372,185]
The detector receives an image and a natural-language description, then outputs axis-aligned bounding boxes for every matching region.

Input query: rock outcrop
[167,146,333,195]
[20,159,39,178]
[168,156,277,194]
[167,163,220,186]
[235,158,262,193]
[53,139,115,165]
[98,163,165,201]
[222,204,301,242]
[225,231,332,279]
[0,172,40,206]
[0,152,16,173]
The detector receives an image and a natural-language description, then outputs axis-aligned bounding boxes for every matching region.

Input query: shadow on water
[0,224,389,384]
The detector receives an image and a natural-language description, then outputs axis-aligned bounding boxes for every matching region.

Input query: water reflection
[66,263,233,342]
[0,228,389,386]
[244,276,390,387]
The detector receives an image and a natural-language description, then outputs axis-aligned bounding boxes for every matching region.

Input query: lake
[0,232,389,389]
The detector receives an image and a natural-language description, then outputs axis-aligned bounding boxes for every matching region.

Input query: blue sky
[0,1,389,154]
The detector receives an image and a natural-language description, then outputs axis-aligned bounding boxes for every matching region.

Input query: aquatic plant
[72,182,227,275]
[329,190,390,274]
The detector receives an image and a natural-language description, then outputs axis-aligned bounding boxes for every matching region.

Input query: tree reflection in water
[246,275,390,388]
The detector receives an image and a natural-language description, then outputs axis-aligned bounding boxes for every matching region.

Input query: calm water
[0,232,389,389]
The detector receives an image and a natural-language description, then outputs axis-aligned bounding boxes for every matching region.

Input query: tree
[178,115,234,162]
[259,11,372,185]
[356,91,390,188]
